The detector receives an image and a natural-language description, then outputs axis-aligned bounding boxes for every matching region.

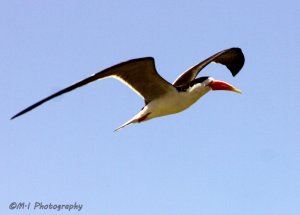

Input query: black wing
[172,48,245,87]
[11,57,174,119]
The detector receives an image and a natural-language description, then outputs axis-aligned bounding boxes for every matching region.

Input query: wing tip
[10,111,26,120]
[226,47,245,77]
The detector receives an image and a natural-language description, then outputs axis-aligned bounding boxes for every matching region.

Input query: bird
[11,47,245,131]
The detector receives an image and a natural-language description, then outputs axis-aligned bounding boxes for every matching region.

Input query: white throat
[145,83,211,120]
[115,80,212,131]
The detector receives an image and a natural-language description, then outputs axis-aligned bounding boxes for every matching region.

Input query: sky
[1,0,300,214]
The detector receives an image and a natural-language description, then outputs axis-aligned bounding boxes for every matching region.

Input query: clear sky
[1,0,300,214]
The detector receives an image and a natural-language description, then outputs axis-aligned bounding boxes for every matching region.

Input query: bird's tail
[114,109,151,132]
[114,117,139,132]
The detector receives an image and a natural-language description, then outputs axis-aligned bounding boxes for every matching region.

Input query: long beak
[208,80,242,94]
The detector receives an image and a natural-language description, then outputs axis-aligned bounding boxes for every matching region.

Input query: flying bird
[11,47,245,131]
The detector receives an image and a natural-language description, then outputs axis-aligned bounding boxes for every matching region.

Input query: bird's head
[197,77,242,94]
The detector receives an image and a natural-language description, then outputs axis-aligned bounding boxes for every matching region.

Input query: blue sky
[1,0,300,214]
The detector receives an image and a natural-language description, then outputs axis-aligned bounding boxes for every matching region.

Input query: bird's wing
[11,57,174,119]
[172,48,245,87]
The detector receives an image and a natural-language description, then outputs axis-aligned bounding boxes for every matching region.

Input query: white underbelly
[145,88,210,119]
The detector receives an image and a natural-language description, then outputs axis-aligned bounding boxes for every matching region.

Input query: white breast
[114,84,211,131]
[144,84,211,120]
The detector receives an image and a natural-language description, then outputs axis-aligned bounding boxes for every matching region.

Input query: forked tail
[113,112,151,132]
[114,118,139,132]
